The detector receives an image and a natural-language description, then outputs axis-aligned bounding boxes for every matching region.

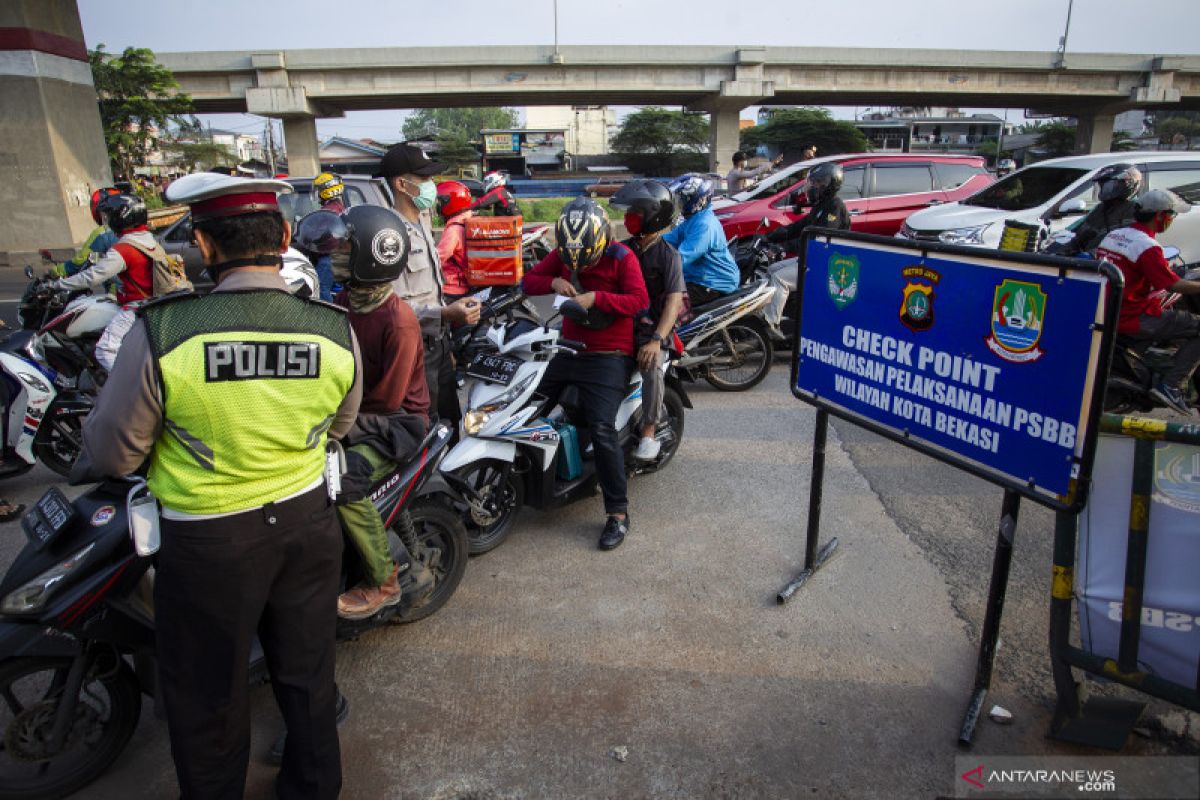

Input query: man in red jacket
[52,194,155,302]
[522,198,649,550]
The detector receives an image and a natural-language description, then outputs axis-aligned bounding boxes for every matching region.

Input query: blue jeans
[538,353,634,515]
[315,255,334,302]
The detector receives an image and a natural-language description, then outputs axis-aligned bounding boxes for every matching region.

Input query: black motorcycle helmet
[295,205,410,286]
[1093,163,1143,203]
[804,162,844,205]
[555,197,611,270]
[97,193,147,233]
[610,179,676,238]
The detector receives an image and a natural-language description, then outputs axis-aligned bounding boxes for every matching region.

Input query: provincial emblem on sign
[898,265,940,332]
[985,279,1046,363]
[1153,444,1200,514]
[826,253,859,310]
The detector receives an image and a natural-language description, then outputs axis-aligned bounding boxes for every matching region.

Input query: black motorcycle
[0,424,467,800]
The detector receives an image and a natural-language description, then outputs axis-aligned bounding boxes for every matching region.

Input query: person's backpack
[119,236,193,297]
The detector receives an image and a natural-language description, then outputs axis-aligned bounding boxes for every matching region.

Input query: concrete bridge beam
[0,0,111,258]
[282,116,320,177]
[1074,110,1117,155]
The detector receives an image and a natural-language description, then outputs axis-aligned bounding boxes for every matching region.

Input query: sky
[77,0,1200,143]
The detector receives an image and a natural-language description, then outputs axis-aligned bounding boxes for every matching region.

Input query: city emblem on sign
[986,279,1046,363]
[898,265,940,332]
[826,252,860,310]
[1153,444,1200,514]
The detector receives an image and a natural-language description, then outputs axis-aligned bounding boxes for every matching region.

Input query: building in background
[317,136,388,175]
[525,106,616,157]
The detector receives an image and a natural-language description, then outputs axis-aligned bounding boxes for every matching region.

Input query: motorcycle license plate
[465,352,522,385]
[21,488,77,550]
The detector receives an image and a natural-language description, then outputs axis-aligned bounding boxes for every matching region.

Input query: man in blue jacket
[663,174,740,308]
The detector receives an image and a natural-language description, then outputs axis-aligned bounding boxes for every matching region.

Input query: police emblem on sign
[371,228,406,266]
[899,266,940,332]
[205,341,321,381]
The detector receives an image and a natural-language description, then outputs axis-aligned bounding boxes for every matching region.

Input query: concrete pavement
[0,366,1087,799]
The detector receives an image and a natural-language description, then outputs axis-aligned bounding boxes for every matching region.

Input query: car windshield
[278,189,320,225]
[962,167,1088,211]
[733,166,809,202]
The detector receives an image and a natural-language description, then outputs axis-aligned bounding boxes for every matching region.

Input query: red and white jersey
[1095,223,1178,334]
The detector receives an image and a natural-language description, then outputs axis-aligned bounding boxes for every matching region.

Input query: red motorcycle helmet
[89,187,120,225]
[436,181,473,218]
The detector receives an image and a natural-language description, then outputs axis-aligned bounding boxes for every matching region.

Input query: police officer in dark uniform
[77,173,362,799]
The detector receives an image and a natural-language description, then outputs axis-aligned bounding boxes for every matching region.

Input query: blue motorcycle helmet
[669,173,714,217]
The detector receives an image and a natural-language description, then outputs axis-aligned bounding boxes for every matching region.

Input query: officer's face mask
[402,178,437,211]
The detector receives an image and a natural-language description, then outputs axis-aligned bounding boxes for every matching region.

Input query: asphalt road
[1,321,1196,798]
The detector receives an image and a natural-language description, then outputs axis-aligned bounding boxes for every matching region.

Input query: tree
[740,107,868,160]
[402,107,518,141]
[1154,116,1200,147]
[610,107,709,175]
[433,131,481,172]
[1034,121,1077,157]
[90,45,193,180]
[164,140,238,173]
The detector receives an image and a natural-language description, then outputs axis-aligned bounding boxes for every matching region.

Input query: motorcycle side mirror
[24,265,34,279]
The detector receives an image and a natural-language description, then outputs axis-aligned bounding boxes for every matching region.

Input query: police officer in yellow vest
[77,173,362,800]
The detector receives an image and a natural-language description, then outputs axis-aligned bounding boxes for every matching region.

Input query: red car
[713,153,994,239]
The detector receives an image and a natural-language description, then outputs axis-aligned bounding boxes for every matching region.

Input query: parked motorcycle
[521,224,553,266]
[0,425,467,799]
[439,299,689,554]
[675,280,777,392]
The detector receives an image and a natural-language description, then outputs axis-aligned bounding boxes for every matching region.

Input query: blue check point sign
[793,233,1120,509]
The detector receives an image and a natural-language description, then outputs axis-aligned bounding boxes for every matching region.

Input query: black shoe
[266,689,350,765]
[598,515,629,551]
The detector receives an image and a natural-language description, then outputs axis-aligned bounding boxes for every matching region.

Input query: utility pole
[1054,0,1074,69]
[550,0,564,64]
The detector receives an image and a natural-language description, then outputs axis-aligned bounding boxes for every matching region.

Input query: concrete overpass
[158,45,1200,175]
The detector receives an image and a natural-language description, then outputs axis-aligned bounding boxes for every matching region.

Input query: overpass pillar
[0,0,112,259]
[282,117,320,177]
[708,107,743,176]
[1074,111,1116,155]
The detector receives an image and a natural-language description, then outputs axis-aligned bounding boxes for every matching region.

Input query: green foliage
[89,45,193,180]
[402,107,518,141]
[516,197,621,223]
[1035,121,1077,157]
[163,140,238,172]
[1110,131,1139,152]
[741,108,868,159]
[434,131,481,170]
[611,107,709,175]
[1154,115,1200,145]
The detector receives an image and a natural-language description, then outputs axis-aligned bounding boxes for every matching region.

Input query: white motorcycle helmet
[483,171,508,193]
[281,247,319,298]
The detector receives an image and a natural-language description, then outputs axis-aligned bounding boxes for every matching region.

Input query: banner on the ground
[1077,435,1200,687]
[792,230,1120,510]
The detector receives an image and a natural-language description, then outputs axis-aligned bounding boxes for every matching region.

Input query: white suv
[898,152,1200,263]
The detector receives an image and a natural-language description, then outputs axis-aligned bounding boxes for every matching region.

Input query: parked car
[585,177,632,197]
[898,152,1200,262]
[158,174,392,285]
[713,153,993,239]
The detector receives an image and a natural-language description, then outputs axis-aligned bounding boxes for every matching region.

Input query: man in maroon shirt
[523,198,649,550]
[1096,189,1200,416]
[297,205,432,618]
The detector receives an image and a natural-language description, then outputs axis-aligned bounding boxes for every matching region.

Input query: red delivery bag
[466,215,524,286]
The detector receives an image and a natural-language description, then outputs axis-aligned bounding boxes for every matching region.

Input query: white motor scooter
[439,296,690,554]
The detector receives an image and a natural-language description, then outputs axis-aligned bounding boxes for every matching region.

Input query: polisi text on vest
[205,341,321,382]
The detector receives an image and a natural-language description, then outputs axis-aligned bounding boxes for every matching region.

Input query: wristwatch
[650,332,664,343]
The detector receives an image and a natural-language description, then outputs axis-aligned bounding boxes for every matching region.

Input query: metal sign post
[782,229,1122,746]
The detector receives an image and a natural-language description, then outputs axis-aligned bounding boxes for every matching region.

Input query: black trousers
[155,485,343,800]
[1133,309,1200,387]
[424,332,462,428]
[538,353,634,515]
[686,282,725,309]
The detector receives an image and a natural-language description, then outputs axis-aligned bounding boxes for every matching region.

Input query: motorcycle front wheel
[0,655,141,800]
[449,459,524,556]
[704,322,773,392]
[391,502,469,623]
[32,408,85,479]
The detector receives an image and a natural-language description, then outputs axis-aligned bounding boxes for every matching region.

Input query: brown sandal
[0,501,26,523]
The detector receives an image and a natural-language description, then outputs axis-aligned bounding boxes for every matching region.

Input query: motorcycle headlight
[462,374,535,435]
[1,542,96,615]
[938,224,991,246]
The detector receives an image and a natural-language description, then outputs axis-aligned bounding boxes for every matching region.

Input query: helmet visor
[295,209,350,255]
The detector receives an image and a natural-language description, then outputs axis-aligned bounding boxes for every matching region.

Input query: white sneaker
[634,436,661,461]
